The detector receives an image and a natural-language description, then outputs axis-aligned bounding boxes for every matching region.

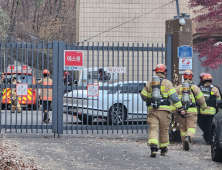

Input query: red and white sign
[107,67,126,73]
[64,50,84,70]
[87,84,99,97]
[16,84,28,96]
[179,59,192,70]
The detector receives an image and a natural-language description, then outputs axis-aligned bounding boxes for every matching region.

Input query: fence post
[57,41,64,135]
[166,34,172,82]
[52,40,59,133]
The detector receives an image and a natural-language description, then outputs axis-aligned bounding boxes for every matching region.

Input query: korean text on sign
[107,67,126,73]
[64,50,84,71]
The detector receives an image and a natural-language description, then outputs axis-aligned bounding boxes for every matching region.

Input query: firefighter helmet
[183,70,193,80]
[154,64,167,73]
[202,73,213,81]
[43,69,50,75]
[199,73,206,79]
[64,72,70,76]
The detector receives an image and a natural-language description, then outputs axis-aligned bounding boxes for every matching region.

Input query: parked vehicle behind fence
[2,65,39,110]
[63,81,147,125]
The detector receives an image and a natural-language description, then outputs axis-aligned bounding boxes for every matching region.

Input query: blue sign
[178,45,193,58]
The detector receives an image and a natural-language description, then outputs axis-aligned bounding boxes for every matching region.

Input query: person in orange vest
[38,69,52,123]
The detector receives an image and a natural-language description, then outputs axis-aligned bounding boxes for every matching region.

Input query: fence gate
[0,36,172,134]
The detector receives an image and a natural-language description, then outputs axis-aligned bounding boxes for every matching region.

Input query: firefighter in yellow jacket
[199,73,222,144]
[140,64,185,158]
[38,69,52,123]
[173,70,207,151]
[11,75,21,113]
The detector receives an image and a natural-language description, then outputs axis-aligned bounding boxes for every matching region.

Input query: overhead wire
[78,0,176,43]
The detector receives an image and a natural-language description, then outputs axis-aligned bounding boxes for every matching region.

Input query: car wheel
[108,103,126,125]
[211,128,222,162]
[79,116,93,125]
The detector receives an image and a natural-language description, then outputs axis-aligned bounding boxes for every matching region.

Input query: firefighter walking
[11,75,21,113]
[140,64,185,158]
[38,69,52,123]
[174,70,206,151]
[198,73,222,144]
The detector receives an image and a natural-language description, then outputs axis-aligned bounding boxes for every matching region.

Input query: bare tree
[0,5,10,39]
[0,0,76,43]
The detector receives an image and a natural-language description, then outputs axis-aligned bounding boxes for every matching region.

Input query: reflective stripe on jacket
[173,82,206,114]
[200,82,221,115]
[140,73,182,112]
[38,77,53,101]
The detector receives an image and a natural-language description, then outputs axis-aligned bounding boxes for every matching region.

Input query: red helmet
[154,64,167,73]
[199,73,206,79]
[43,69,50,75]
[64,72,70,76]
[183,70,193,80]
[202,73,213,81]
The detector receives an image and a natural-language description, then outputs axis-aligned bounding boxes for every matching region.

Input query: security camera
[181,13,186,17]
[179,18,186,26]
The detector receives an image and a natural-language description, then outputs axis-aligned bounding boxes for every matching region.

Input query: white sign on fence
[87,84,99,97]
[16,84,28,96]
[107,67,126,73]
[179,59,192,70]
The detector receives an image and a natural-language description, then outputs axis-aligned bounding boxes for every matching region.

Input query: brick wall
[78,0,196,81]
[79,0,196,44]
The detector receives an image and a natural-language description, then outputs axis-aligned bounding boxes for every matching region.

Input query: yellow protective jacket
[200,82,221,115]
[140,73,182,112]
[172,80,207,114]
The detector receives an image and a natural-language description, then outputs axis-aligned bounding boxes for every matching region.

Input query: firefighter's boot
[150,144,158,158]
[160,147,168,156]
[43,111,50,123]
[184,136,191,151]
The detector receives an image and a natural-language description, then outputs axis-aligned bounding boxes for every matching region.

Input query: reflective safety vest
[200,85,216,108]
[200,85,216,115]
[173,83,206,114]
[40,77,53,101]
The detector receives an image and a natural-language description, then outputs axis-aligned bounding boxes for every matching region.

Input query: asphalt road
[0,108,221,170]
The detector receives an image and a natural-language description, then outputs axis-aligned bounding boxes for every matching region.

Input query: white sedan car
[63,81,148,125]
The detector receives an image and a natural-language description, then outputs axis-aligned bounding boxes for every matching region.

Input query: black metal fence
[0,35,172,134]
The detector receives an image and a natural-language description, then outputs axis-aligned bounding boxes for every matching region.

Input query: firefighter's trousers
[178,112,197,143]
[11,96,21,113]
[147,110,171,148]
[198,114,214,143]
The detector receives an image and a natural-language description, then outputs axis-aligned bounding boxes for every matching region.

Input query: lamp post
[165,1,193,86]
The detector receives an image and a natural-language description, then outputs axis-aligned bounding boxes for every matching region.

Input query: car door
[120,83,146,117]
[219,110,222,147]
[137,83,147,118]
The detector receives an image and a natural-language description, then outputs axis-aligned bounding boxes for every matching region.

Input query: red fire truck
[2,65,39,110]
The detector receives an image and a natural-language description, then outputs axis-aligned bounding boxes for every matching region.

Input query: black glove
[146,100,151,107]
[178,107,186,118]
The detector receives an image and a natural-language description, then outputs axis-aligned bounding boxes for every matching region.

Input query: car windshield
[18,75,33,84]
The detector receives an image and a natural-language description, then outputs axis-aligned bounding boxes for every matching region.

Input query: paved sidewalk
[0,127,221,170]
